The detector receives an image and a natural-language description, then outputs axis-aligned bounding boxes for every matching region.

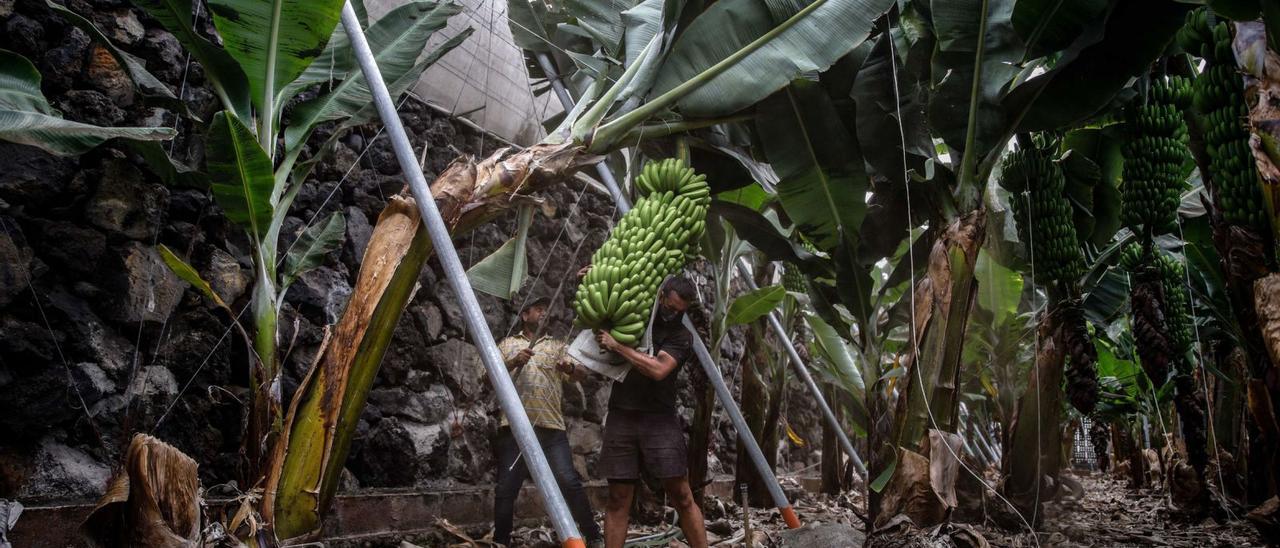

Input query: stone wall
[0,0,826,505]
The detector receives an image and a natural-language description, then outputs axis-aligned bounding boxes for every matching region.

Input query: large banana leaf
[466,204,534,299]
[281,212,346,291]
[282,0,464,153]
[726,285,786,326]
[644,0,895,117]
[1005,0,1192,132]
[0,50,174,155]
[852,33,933,187]
[1011,0,1107,60]
[207,111,274,240]
[129,0,252,120]
[756,81,866,250]
[207,0,345,116]
[564,0,637,57]
[926,0,1019,171]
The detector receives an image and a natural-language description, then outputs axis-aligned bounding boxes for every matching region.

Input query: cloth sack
[567,294,661,381]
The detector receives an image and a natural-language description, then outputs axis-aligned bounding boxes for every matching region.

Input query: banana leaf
[467,204,535,300]
[0,50,173,156]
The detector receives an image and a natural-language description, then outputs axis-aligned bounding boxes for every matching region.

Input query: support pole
[684,316,800,528]
[535,49,798,529]
[734,259,868,479]
[344,8,583,547]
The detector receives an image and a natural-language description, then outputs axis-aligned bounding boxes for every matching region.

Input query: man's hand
[596,330,620,352]
[576,265,591,280]
[555,358,575,375]
[509,348,534,369]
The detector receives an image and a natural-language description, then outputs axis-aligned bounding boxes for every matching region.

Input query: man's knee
[663,478,697,510]
[606,483,634,513]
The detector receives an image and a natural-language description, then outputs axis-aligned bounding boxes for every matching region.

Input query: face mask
[659,303,681,322]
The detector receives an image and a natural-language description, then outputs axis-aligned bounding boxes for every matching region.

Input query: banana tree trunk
[246,260,279,484]
[263,142,594,540]
[997,311,1064,528]
[736,323,771,507]
[820,383,843,495]
[891,211,986,451]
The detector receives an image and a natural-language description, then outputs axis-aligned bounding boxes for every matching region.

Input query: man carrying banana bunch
[493,296,603,547]
[593,275,709,548]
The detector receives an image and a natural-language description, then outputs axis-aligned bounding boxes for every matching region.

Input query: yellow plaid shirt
[498,335,576,430]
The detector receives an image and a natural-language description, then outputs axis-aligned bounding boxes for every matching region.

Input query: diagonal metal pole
[534,50,801,529]
[344,8,584,547]
[733,259,868,479]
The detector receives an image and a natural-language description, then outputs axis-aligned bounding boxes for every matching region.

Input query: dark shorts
[597,409,687,481]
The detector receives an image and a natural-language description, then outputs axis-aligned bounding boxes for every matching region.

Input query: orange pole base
[780,506,801,529]
[562,538,586,548]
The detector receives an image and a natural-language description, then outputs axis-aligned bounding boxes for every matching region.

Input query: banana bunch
[1121,76,1191,235]
[1118,244,1194,365]
[999,145,1086,285]
[573,159,710,346]
[782,265,806,294]
[1180,9,1266,230]
[635,158,711,200]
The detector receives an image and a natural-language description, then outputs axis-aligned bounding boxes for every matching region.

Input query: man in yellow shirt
[493,297,601,546]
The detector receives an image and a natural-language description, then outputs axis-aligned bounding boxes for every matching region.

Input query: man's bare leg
[661,477,707,548]
[604,481,635,548]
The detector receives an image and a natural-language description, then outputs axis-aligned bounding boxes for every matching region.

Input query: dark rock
[379,316,430,386]
[0,144,76,207]
[140,28,183,82]
[446,408,494,484]
[45,289,132,378]
[84,154,168,240]
[417,302,444,342]
[36,221,106,277]
[108,242,184,325]
[354,417,449,487]
[403,369,434,392]
[85,43,134,106]
[40,27,89,94]
[778,523,866,548]
[56,89,125,127]
[287,265,351,325]
[70,362,114,404]
[0,224,30,307]
[203,248,247,304]
[167,189,208,222]
[3,14,45,59]
[432,280,509,338]
[566,418,601,456]
[99,7,144,45]
[127,365,178,401]
[424,338,485,402]
[17,438,111,501]
[368,383,454,424]
[341,206,372,269]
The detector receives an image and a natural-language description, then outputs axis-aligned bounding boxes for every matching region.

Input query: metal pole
[683,315,801,528]
[535,49,797,529]
[734,259,867,479]
[342,7,584,546]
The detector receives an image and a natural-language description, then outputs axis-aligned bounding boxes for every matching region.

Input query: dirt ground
[392,472,1269,547]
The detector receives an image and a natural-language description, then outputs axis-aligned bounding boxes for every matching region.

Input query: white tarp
[365,0,563,146]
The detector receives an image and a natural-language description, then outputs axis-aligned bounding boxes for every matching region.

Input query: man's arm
[556,357,590,382]
[597,331,679,381]
[499,340,533,371]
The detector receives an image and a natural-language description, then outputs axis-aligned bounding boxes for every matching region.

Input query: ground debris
[405,473,1266,547]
